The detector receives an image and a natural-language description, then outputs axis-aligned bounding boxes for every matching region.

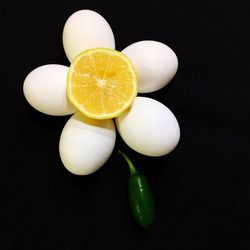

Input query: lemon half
[67,48,138,119]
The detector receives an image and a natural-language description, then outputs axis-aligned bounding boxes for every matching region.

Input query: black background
[1,0,250,249]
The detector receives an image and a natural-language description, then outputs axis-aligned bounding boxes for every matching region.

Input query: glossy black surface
[1,0,249,249]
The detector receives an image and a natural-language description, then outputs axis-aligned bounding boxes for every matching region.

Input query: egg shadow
[59,48,70,66]
[24,103,70,130]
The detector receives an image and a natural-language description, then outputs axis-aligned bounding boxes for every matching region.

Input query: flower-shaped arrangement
[23,9,180,228]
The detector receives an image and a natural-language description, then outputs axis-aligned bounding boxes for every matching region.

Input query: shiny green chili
[119,151,156,229]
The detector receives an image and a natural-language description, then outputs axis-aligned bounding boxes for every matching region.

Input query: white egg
[59,112,116,175]
[122,41,178,93]
[115,97,180,156]
[63,9,115,62]
[23,64,76,116]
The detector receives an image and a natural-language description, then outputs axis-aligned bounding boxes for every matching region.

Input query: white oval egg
[63,9,115,62]
[23,64,76,116]
[115,97,180,156]
[122,41,178,93]
[59,112,116,175]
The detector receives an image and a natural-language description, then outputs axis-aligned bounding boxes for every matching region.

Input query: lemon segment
[67,48,138,119]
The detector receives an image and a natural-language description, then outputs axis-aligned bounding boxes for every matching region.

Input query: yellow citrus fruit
[67,48,138,119]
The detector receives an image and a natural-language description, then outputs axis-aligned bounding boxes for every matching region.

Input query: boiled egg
[23,64,76,116]
[115,97,180,156]
[63,9,115,62]
[122,41,178,93]
[59,112,116,175]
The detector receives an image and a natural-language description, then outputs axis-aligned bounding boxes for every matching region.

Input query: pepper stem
[118,150,137,176]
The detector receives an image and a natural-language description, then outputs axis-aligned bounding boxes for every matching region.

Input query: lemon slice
[67,48,138,119]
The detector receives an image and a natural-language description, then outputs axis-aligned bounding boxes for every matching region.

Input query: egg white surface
[122,41,178,93]
[23,64,76,116]
[63,9,115,62]
[59,112,116,175]
[115,97,180,156]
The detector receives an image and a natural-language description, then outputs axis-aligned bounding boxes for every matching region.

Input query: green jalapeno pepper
[119,151,156,229]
